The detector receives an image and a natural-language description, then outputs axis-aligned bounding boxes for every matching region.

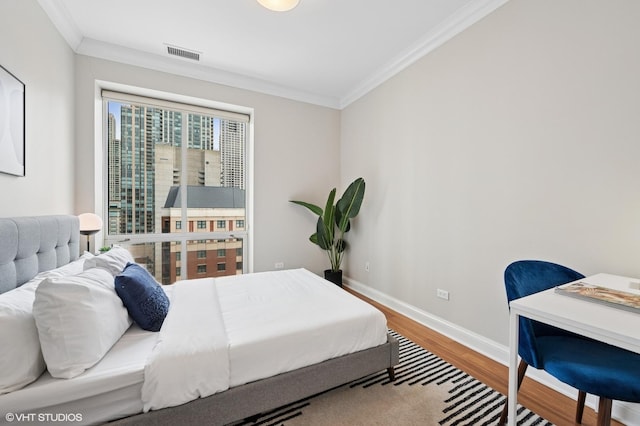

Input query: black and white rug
[235,330,554,426]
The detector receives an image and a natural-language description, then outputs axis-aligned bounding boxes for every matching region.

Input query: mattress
[0,324,159,425]
[0,269,387,425]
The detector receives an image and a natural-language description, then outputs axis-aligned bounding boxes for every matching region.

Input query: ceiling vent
[166,45,200,61]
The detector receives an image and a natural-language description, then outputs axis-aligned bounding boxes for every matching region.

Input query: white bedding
[217,268,388,387]
[141,278,229,411]
[0,268,388,424]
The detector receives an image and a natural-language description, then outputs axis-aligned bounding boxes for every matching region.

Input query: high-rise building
[107,113,121,235]
[220,120,245,189]
[118,104,154,234]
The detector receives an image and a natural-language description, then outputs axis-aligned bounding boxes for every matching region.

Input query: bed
[0,215,399,425]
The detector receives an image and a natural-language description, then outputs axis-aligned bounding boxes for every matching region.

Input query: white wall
[74,56,340,275]
[0,0,75,216]
[341,0,640,346]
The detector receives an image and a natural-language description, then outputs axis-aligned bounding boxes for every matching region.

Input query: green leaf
[322,189,336,232]
[334,208,351,233]
[336,178,365,231]
[316,216,332,250]
[289,200,323,216]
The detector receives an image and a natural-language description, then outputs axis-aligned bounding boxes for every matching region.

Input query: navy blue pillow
[115,263,170,332]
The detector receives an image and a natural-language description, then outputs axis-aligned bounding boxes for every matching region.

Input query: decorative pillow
[115,263,170,332]
[0,281,45,394]
[33,268,131,379]
[83,246,134,276]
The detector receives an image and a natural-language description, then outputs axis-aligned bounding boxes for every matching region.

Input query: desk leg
[508,310,519,426]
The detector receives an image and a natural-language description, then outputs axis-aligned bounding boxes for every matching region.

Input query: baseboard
[344,277,640,424]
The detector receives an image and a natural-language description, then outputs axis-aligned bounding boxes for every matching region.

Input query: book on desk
[555,281,640,314]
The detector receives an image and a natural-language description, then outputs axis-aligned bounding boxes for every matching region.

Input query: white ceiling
[39,0,507,109]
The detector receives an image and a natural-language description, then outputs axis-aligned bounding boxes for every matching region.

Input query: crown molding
[37,0,83,50]
[40,0,509,110]
[76,38,341,109]
[338,0,510,109]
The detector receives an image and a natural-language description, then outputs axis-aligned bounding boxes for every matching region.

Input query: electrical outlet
[437,289,450,300]
[275,262,284,270]
[365,261,370,272]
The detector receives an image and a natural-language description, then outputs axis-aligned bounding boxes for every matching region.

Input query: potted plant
[290,177,366,287]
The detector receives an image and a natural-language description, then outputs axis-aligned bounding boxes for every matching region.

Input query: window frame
[97,82,254,280]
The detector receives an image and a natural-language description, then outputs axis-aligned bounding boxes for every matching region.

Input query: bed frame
[0,215,399,426]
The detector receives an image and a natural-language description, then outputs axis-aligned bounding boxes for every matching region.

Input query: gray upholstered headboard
[0,215,80,294]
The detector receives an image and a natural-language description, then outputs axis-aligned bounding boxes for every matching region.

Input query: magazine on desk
[555,282,640,314]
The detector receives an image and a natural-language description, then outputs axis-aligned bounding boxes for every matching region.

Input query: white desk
[507,273,640,426]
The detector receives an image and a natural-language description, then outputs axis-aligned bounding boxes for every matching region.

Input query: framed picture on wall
[0,64,25,177]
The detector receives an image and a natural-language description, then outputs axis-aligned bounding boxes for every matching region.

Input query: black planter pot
[324,269,343,287]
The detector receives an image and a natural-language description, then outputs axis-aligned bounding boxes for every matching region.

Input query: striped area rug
[234,330,554,426]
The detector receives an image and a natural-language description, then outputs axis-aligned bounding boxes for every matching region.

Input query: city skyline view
[108,101,222,150]
[105,97,248,283]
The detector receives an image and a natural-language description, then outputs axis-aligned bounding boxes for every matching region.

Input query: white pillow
[0,253,94,394]
[83,246,134,276]
[33,268,132,379]
[0,281,45,394]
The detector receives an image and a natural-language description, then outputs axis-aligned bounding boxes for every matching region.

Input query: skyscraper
[220,120,245,189]
[107,113,121,235]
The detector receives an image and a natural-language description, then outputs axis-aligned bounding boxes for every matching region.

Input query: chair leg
[575,390,586,423]
[596,397,612,426]
[498,360,529,425]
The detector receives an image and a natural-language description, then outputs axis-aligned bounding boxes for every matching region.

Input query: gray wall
[0,0,75,216]
[341,0,640,346]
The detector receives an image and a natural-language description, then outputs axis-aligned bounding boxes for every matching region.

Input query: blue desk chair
[499,260,640,426]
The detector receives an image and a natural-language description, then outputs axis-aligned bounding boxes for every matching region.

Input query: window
[103,90,250,284]
[217,263,226,271]
[217,249,225,257]
[236,220,245,228]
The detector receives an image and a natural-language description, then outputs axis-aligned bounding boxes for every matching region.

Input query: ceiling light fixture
[257,0,300,12]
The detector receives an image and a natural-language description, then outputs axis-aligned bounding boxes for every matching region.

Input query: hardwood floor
[348,289,625,426]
